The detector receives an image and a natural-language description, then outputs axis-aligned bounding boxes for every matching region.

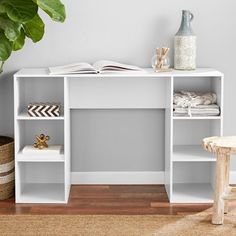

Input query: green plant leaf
[0,31,12,61]
[23,14,45,43]
[0,14,21,41]
[13,29,25,51]
[0,0,38,23]
[35,0,66,22]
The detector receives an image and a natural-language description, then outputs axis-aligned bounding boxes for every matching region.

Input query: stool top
[203,136,236,154]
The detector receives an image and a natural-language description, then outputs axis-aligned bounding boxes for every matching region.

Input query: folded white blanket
[174,91,217,107]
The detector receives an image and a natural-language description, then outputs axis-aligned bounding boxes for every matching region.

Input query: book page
[49,63,96,75]
[93,60,143,72]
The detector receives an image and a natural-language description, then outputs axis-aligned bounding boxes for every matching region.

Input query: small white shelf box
[16,162,66,203]
[14,74,70,204]
[172,161,215,203]
[165,70,223,203]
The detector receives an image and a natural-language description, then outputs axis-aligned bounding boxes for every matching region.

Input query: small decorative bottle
[174,10,196,70]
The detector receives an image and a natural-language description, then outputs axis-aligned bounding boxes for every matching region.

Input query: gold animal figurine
[34,134,50,149]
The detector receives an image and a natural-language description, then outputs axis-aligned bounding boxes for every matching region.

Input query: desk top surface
[14,68,223,78]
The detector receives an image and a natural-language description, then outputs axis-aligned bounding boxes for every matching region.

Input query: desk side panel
[64,77,71,202]
[165,77,173,201]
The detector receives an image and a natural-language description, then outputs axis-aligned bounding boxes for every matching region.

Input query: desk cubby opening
[173,119,221,162]
[172,162,215,203]
[174,76,222,96]
[16,162,65,203]
[173,119,221,145]
[15,120,64,154]
[14,76,64,117]
[173,76,223,118]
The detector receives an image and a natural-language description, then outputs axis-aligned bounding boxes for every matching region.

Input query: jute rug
[1,212,236,236]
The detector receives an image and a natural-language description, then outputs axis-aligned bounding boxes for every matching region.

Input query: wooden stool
[203,136,236,225]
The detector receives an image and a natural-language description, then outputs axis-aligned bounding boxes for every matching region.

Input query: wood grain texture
[203,136,236,224]
[203,136,236,154]
[224,154,230,213]
[212,153,227,224]
[0,185,215,215]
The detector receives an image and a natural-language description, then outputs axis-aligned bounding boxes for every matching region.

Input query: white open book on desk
[49,60,144,75]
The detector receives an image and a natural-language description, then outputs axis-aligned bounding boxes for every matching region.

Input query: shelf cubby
[173,119,222,146]
[172,183,213,203]
[16,162,65,203]
[173,75,223,119]
[15,120,64,154]
[14,76,64,117]
[19,183,65,203]
[172,162,215,203]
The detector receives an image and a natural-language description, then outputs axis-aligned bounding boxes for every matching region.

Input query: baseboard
[71,171,236,185]
[71,171,165,184]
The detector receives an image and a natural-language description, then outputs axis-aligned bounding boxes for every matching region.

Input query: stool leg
[224,155,230,214]
[212,152,227,225]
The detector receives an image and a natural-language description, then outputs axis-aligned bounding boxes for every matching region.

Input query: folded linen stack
[173,91,220,117]
[173,104,220,116]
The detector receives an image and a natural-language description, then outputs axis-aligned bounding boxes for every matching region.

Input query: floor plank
[0,185,213,215]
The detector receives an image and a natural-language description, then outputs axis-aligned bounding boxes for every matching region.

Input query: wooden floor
[0,185,213,215]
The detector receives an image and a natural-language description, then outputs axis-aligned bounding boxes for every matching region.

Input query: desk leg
[212,152,227,225]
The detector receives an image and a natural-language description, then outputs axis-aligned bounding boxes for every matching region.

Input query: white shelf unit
[14,68,223,204]
[165,73,224,203]
[14,76,70,203]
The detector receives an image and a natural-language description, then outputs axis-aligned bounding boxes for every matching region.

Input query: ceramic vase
[174,10,196,70]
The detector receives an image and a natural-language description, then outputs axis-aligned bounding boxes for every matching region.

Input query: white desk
[14,68,223,203]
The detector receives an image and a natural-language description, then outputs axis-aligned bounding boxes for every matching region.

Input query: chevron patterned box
[27,103,61,117]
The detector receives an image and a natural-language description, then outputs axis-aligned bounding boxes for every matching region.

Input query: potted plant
[0,0,66,72]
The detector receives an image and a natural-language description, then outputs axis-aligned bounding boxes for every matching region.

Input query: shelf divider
[173,145,216,162]
[17,110,64,120]
[17,150,65,162]
[173,116,221,120]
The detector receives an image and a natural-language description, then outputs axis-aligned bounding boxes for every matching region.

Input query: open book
[49,60,143,75]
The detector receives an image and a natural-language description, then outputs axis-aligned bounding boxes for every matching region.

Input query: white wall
[1,0,236,171]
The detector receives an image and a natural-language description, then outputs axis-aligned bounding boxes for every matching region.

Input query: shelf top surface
[17,111,64,120]
[14,68,223,78]
[173,145,216,162]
